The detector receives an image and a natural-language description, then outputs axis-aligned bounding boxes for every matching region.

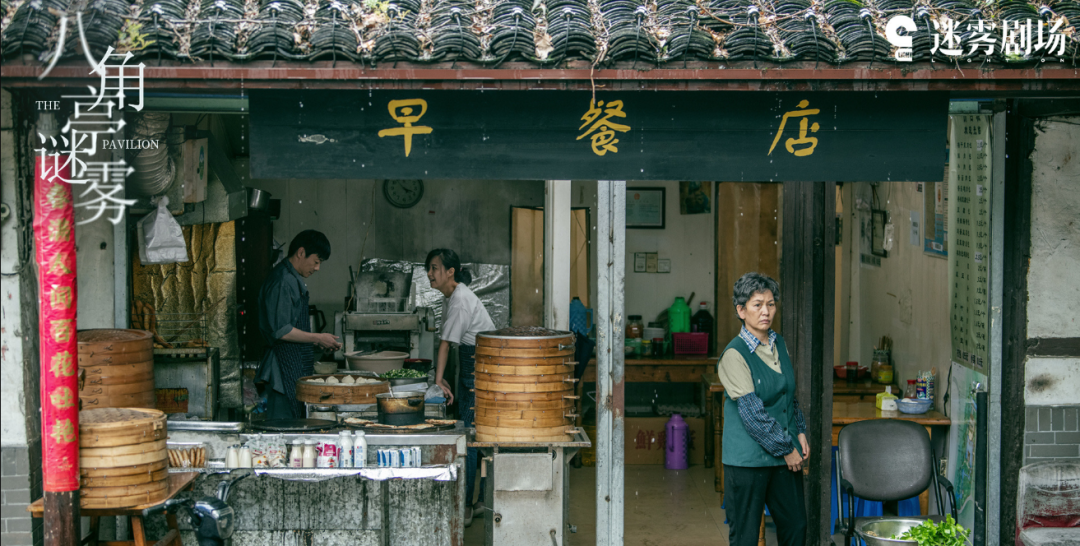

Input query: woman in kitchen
[716,272,809,546]
[426,248,495,527]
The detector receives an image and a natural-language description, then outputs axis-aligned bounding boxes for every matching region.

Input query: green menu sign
[948,114,993,371]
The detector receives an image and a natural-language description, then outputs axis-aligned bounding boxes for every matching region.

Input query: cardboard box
[182,138,208,203]
[624,416,705,465]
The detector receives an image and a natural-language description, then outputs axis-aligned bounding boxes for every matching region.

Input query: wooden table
[29,472,200,546]
[581,354,717,383]
[702,372,726,491]
[832,378,897,403]
[831,402,950,515]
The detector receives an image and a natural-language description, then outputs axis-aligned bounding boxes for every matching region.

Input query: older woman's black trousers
[724,464,807,546]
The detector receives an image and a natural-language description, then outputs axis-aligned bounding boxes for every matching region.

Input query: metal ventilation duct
[127,113,176,197]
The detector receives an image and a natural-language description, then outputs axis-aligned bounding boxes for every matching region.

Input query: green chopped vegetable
[894,515,970,546]
[380,368,426,379]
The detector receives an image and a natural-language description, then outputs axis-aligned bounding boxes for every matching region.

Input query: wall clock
[383,180,424,209]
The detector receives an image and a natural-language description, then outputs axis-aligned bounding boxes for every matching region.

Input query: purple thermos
[665,413,689,470]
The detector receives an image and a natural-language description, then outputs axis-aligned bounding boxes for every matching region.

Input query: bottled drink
[353,431,368,468]
[690,301,715,354]
[338,430,354,468]
[289,439,304,468]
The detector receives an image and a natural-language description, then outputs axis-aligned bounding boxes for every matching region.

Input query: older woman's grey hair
[731,272,781,318]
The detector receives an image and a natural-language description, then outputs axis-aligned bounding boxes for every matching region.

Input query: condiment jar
[302,440,317,468]
[626,316,644,339]
[904,379,918,399]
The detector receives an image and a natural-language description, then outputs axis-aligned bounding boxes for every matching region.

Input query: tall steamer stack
[78,329,156,410]
[474,328,577,442]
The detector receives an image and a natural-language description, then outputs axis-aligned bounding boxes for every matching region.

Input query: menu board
[948,114,992,371]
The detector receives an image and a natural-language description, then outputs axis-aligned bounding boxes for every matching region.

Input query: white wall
[624,181,715,326]
[842,182,951,404]
[1,88,27,446]
[1027,117,1080,340]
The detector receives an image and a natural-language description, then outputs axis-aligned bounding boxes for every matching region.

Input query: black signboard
[250,90,947,182]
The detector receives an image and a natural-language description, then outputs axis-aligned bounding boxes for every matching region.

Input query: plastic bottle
[302,440,317,468]
[353,431,367,468]
[225,445,240,469]
[904,379,918,399]
[668,297,691,334]
[690,301,715,354]
[338,431,354,468]
[665,414,689,470]
[289,439,304,468]
[238,446,252,468]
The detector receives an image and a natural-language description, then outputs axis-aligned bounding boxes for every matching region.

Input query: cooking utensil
[247,419,338,432]
[346,350,409,374]
[376,392,425,426]
[855,518,922,546]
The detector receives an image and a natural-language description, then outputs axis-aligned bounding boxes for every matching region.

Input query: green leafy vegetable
[894,515,970,546]
[380,368,426,379]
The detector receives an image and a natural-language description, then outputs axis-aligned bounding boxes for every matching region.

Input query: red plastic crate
[672,333,709,355]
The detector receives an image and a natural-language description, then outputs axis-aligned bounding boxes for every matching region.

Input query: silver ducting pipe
[127,112,176,197]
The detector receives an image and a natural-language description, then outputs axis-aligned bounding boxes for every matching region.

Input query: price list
[948,114,992,370]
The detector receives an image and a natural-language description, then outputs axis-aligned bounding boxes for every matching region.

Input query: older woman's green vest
[721,334,802,467]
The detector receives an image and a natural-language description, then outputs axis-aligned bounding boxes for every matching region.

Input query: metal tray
[343,419,458,434]
[167,420,245,433]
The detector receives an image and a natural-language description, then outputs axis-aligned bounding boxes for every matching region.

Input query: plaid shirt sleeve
[793,397,807,435]
[735,392,797,458]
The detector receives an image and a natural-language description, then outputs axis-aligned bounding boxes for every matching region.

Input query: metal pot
[376,392,425,426]
[855,519,922,546]
[247,188,271,211]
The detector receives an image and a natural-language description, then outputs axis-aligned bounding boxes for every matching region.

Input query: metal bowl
[856,519,923,546]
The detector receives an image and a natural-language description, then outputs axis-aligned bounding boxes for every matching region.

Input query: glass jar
[904,379,918,399]
[871,350,893,384]
[626,316,644,339]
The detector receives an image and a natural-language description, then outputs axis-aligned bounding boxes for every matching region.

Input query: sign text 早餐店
[250,91,948,182]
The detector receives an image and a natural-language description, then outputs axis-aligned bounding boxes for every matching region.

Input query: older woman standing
[717,272,809,546]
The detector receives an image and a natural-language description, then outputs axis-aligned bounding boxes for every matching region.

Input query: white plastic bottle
[353,431,367,468]
[302,439,317,468]
[338,431,354,468]
[289,439,304,468]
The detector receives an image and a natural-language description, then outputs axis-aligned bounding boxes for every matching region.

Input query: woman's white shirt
[441,283,495,346]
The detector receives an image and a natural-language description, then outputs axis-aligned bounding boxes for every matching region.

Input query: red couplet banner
[34,155,80,492]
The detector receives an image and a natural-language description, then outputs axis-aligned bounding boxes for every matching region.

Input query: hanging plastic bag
[138,196,189,264]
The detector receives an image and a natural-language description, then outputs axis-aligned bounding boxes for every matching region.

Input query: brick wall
[1,446,36,546]
[1024,406,1080,464]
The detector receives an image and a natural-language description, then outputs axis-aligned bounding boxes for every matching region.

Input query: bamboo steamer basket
[474,328,578,442]
[78,330,156,410]
[295,374,390,405]
[79,408,169,508]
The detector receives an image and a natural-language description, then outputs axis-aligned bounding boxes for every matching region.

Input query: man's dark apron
[270,290,314,419]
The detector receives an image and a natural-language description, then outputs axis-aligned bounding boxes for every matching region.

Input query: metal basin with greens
[855,519,923,546]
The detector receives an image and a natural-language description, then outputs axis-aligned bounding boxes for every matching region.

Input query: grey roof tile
[2,0,1078,66]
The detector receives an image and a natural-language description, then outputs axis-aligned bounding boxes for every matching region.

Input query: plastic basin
[895,398,933,414]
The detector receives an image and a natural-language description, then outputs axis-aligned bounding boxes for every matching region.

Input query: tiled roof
[2,0,1077,66]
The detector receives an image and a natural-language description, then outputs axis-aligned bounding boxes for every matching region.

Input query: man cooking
[256,230,342,419]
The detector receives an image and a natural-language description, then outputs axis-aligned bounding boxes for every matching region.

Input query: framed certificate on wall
[626,187,665,229]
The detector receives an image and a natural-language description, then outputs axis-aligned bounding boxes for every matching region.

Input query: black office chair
[836,419,957,546]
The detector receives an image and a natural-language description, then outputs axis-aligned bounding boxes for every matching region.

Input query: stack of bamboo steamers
[77,329,166,508]
[474,327,577,442]
[78,329,157,410]
[79,407,170,508]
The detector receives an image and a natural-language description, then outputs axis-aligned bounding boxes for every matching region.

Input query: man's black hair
[288,230,331,261]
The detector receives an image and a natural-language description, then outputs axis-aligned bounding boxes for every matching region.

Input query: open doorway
[510,206,591,326]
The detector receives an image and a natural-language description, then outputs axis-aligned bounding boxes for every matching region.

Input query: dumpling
[341,375,356,385]
[325,376,340,384]
[308,377,324,383]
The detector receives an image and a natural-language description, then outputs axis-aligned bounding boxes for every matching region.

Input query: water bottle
[665,414,689,470]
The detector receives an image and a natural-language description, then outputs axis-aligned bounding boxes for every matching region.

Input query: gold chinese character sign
[578,100,630,156]
[769,100,821,157]
[378,99,433,157]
